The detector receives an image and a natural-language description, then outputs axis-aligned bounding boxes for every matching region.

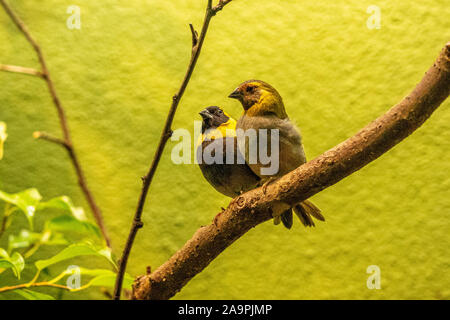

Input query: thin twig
[189,24,199,47]
[0,282,70,293]
[0,216,8,239]
[0,217,6,238]
[113,0,235,300]
[0,0,111,248]
[33,131,69,148]
[131,43,450,300]
[212,0,233,13]
[0,64,43,77]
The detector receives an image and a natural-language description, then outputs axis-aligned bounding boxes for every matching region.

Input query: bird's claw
[261,177,277,195]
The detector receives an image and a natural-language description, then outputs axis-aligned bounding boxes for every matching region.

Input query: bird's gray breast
[236,115,306,177]
[197,137,260,198]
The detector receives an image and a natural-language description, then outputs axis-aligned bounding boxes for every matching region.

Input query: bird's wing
[237,115,306,177]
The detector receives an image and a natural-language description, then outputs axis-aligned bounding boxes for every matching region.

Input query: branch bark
[0,0,111,247]
[132,42,450,300]
[113,0,235,300]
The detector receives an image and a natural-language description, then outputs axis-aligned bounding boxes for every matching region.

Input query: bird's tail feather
[273,214,281,225]
[280,209,293,229]
[272,209,294,229]
[293,200,325,227]
[272,200,324,228]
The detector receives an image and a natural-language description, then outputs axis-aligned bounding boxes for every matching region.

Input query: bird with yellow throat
[229,80,325,229]
[197,106,261,198]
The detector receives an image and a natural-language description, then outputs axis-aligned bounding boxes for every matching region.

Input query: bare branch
[0,0,111,247]
[0,282,70,293]
[0,64,43,77]
[212,0,233,14]
[33,131,69,149]
[113,0,235,300]
[132,43,450,300]
[189,24,199,48]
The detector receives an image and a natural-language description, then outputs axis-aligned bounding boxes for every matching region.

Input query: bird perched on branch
[197,106,260,198]
[229,80,325,229]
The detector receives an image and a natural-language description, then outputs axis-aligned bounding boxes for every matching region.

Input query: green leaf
[0,122,7,160]
[43,232,69,246]
[67,268,133,290]
[9,229,69,249]
[0,251,25,279]
[38,196,86,221]
[87,273,133,289]
[8,230,42,250]
[46,215,101,239]
[10,252,25,278]
[14,289,55,300]
[35,242,116,271]
[0,247,8,258]
[0,259,14,269]
[0,189,42,230]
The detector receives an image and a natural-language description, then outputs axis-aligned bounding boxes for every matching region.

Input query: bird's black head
[199,106,230,133]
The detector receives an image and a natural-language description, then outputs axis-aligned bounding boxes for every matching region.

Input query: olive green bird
[229,80,325,229]
[197,106,260,198]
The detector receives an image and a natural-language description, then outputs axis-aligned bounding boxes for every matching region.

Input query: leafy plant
[0,248,24,279]
[0,188,133,299]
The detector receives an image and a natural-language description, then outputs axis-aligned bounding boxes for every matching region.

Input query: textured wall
[0,0,449,299]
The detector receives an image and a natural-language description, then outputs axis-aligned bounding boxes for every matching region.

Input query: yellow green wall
[1,0,449,299]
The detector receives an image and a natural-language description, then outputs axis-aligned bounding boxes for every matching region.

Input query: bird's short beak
[228,88,242,100]
[199,109,213,120]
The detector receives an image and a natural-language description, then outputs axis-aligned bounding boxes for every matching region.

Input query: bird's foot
[261,177,277,195]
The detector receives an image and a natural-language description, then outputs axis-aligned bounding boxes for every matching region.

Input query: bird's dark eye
[246,86,254,93]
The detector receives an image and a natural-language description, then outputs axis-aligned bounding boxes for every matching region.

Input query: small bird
[197,106,260,198]
[229,80,325,229]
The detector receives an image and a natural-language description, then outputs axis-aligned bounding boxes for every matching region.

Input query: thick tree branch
[113,0,235,300]
[0,0,111,247]
[132,43,450,300]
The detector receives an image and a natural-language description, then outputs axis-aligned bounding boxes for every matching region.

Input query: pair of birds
[197,80,324,229]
